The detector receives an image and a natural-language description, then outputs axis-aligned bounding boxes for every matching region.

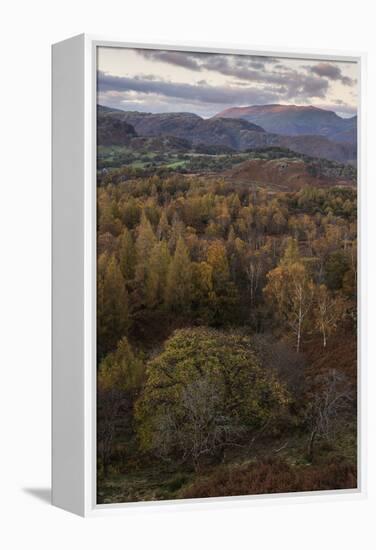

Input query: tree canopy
[136,328,289,468]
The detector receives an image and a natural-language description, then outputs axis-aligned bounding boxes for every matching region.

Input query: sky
[97,47,358,119]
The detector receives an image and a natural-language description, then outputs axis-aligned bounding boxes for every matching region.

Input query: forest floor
[97,424,357,504]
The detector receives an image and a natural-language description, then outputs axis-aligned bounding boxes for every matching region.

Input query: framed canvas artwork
[52,35,365,516]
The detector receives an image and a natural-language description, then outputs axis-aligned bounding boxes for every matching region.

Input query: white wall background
[1,0,375,547]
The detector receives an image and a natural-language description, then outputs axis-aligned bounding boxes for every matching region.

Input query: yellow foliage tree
[264,240,314,352]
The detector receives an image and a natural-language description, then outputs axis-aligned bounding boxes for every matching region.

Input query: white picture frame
[52,34,366,517]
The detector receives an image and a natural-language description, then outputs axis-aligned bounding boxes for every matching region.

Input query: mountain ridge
[97,105,356,164]
[214,104,357,144]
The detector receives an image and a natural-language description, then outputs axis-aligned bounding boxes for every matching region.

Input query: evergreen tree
[281,237,300,266]
[156,210,170,241]
[118,228,135,282]
[206,240,239,324]
[97,252,130,356]
[207,240,230,292]
[146,241,171,307]
[165,236,192,312]
[135,211,156,287]
[98,337,144,477]
[191,261,215,322]
[168,213,185,253]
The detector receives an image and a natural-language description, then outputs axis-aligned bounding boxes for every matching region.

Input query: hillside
[98,107,265,149]
[97,114,137,146]
[225,157,355,191]
[275,134,356,164]
[215,104,357,144]
[98,105,356,164]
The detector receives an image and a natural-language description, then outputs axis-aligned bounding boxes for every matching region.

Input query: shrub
[180,458,356,498]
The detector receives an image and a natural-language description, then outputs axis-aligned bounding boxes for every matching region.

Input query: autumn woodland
[96,49,357,503]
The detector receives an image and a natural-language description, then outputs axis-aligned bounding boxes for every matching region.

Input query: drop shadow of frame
[23,488,51,504]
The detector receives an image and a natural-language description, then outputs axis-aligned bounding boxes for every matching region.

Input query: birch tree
[305,369,352,461]
[264,239,314,353]
[314,284,347,348]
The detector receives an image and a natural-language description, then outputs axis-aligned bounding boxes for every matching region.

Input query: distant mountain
[214,104,357,145]
[98,105,356,164]
[98,107,265,150]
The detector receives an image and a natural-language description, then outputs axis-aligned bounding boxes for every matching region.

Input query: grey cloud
[286,74,329,98]
[312,63,341,79]
[311,63,354,86]
[98,70,283,107]
[138,50,328,99]
[206,58,328,98]
[139,50,202,71]
[137,50,279,74]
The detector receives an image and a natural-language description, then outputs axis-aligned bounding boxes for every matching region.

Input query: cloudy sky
[97,47,358,119]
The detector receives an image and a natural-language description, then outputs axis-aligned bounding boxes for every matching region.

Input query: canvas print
[96,46,358,504]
